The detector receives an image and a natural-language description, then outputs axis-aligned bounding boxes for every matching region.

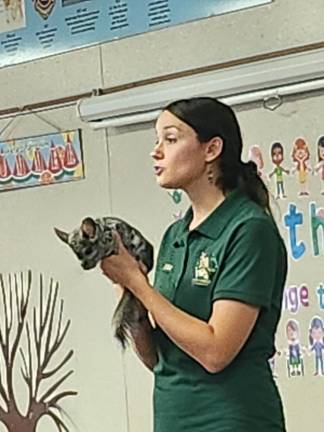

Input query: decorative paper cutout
[285,319,305,378]
[0,129,84,192]
[269,350,281,378]
[291,138,312,197]
[314,136,324,195]
[309,316,324,376]
[248,145,264,177]
[269,142,289,199]
[168,189,182,204]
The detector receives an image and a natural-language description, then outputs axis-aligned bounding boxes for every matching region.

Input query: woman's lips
[154,166,164,176]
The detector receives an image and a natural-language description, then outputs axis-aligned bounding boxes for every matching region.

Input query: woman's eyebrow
[163,125,181,131]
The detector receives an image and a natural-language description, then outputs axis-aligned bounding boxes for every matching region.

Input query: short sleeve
[213,218,281,310]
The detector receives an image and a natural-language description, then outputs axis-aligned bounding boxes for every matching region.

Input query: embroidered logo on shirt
[192,252,218,286]
[162,263,173,272]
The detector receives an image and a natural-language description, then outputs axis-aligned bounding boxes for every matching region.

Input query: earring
[207,168,214,185]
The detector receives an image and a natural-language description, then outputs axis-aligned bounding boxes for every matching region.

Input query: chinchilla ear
[54,228,69,244]
[81,217,97,238]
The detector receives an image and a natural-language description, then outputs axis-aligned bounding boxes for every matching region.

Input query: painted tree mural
[0,271,77,432]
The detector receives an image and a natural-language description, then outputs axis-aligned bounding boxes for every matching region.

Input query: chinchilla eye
[85,247,92,255]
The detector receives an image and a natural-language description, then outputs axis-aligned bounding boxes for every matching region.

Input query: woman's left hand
[100,232,146,291]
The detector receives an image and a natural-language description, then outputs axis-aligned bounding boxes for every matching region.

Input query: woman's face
[152,110,209,190]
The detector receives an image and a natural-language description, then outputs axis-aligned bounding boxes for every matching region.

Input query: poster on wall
[0,0,272,68]
[0,129,84,192]
[245,132,324,381]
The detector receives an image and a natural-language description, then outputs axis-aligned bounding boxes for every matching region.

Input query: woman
[101,98,287,431]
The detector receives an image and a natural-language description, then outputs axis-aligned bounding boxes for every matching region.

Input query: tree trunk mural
[0,271,77,431]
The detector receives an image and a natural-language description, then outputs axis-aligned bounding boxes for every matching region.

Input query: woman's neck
[188,187,226,230]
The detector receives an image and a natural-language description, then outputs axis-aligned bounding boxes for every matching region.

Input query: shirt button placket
[172,233,189,301]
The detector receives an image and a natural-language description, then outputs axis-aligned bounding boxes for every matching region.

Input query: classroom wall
[2,0,324,112]
[0,1,323,431]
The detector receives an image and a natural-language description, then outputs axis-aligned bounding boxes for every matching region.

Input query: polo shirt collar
[173,189,245,245]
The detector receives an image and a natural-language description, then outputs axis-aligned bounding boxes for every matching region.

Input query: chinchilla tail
[114,325,128,350]
[111,290,133,349]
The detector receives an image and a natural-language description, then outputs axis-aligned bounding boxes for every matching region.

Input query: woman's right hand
[111,259,148,302]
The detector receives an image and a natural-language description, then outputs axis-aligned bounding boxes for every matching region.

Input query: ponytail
[238,161,272,215]
[216,157,272,215]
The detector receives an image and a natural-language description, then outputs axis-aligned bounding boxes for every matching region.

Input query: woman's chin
[156,178,178,189]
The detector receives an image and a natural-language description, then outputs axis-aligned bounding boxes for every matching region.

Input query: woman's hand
[100,233,147,291]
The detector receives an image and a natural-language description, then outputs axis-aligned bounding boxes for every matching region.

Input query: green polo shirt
[153,189,287,432]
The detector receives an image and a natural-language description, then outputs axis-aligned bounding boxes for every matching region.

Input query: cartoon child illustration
[309,316,324,376]
[291,138,312,196]
[248,145,264,177]
[285,319,304,377]
[314,136,324,195]
[269,142,289,199]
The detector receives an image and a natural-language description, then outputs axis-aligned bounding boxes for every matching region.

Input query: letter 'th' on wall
[284,204,306,260]
[310,203,324,256]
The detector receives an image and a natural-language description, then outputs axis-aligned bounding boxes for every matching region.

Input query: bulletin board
[0,0,271,68]
[107,89,324,432]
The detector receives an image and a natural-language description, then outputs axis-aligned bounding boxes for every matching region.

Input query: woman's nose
[150,143,163,159]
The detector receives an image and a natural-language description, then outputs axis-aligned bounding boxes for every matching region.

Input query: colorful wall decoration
[245,133,324,381]
[166,133,324,382]
[0,0,272,68]
[246,136,324,260]
[0,129,84,192]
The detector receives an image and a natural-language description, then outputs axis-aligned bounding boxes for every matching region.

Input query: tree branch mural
[0,271,77,432]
